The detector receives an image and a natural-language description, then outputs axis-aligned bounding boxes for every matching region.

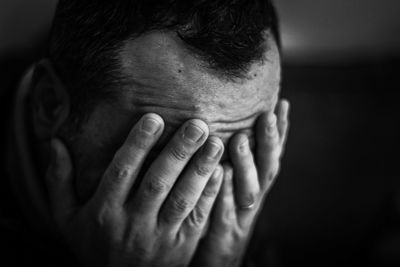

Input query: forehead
[68,32,281,201]
[118,31,281,135]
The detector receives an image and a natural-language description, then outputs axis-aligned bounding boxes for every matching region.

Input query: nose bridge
[185,100,229,140]
[186,98,216,123]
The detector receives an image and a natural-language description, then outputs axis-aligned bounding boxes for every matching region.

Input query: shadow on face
[63,31,282,203]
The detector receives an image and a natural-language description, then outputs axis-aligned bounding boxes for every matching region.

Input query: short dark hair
[48,0,280,125]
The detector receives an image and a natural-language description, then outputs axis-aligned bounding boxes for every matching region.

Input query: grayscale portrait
[0,0,399,266]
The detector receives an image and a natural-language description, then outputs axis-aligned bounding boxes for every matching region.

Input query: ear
[31,58,70,139]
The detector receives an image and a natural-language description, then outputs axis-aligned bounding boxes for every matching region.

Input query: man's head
[31,0,281,202]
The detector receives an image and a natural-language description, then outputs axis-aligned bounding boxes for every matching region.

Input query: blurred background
[0,0,399,266]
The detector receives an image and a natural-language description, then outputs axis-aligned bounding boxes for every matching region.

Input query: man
[3,0,289,266]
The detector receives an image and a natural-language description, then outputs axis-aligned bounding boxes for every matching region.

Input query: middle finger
[229,133,260,210]
[159,136,224,231]
[133,119,209,217]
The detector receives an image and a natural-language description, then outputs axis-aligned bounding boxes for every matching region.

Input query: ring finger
[159,136,224,232]
[229,133,260,209]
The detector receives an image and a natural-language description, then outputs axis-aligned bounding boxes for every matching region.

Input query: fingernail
[239,137,250,154]
[183,123,205,142]
[204,140,222,158]
[142,117,161,135]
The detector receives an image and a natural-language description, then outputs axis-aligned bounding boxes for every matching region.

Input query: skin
[62,31,282,202]
[40,31,289,266]
[47,115,226,266]
[46,105,289,267]
[190,104,289,267]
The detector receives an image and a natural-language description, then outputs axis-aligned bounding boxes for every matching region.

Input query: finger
[95,113,164,206]
[277,99,290,149]
[134,119,209,216]
[208,163,237,234]
[255,112,281,191]
[229,133,260,210]
[46,139,78,224]
[159,136,223,230]
[182,165,223,235]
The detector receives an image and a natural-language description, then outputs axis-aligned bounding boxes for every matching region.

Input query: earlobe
[31,58,70,139]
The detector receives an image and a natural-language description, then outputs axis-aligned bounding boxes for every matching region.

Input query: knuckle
[202,184,220,198]
[143,176,169,196]
[194,162,212,177]
[161,211,181,225]
[107,162,131,184]
[169,145,190,161]
[161,193,194,224]
[187,208,207,229]
[170,194,192,214]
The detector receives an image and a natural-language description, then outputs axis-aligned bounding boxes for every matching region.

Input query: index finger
[94,113,164,206]
[132,119,209,217]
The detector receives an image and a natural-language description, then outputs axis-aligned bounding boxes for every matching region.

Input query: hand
[46,113,225,267]
[190,100,290,267]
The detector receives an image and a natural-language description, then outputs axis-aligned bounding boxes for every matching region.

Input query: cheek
[70,136,113,203]
[67,104,138,203]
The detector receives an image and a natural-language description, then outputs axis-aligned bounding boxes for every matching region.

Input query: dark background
[1,0,399,266]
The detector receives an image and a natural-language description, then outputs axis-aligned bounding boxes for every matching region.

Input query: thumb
[46,138,78,224]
